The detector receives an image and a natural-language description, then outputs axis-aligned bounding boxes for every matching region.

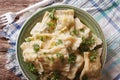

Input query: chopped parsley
[56,53,63,58]
[48,9,57,32]
[56,53,65,63]
[79,36,95,52]
[83,75,89,80]
[47,57,55,62]
[28,63,38,74]
[89,50,97,62]
[25,37,33,42]
[55,39,63,46]
[80,28,84,32]
[73,29,78,35]
[89,56,96,62]
[67,47,71,52]
[47,22,55,27]
[71,29,78,36]
[47,71,60,80]
[49,9,57,20]
[82,36,95,45]
[33,44,40,52]
[36,35,44,41]
[68,54,76,64]
[40,36,44,41]
[43,52,47,55]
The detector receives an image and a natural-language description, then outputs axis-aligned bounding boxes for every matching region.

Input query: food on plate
[20,9,103,80]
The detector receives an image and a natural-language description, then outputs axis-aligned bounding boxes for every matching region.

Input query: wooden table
[0,0,40,80]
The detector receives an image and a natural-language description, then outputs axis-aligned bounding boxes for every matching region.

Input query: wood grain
[0,0,40,15]
[0,0,41,80]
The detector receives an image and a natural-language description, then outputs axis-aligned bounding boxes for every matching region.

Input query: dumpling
[62,54,84,79]
[30,22,41,35]
[30,11,52,34]
[89,34,102,50]
[20,40,42,50]
[21,40,42,62]
[62,35,82,51]
[75,17,91,38]
[80,48,102,80]
[22,48,37,62]
[39,11,52,32]
[55,9,75,31]
[75,18,85,30]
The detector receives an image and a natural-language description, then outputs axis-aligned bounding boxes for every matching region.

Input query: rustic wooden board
[0,0,41,80]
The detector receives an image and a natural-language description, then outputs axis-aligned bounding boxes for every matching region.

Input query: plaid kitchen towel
[1,0,120,80]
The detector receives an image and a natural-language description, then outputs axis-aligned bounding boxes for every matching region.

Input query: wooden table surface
[0,0,40,80]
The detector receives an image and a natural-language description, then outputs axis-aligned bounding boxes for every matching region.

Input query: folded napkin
[1,0,120,80]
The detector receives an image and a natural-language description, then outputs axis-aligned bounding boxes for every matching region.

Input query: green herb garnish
[89,56,96,62]
[56,53,65,63]
[68,54,76,64]
[47,71,60,80]
[56,53,63,58]
[49,9,57,20]
[89,50,97,62]
[82,36,95,45]
[28,63,38,74]
[83,75,89,80]
[47,57,55,62]
[43,52,47,55]
[55,39,63,46]
[67,47,71,52]
[79,36,95,52]
[36,35,44,41]
[29,63,36,72]
[73,29,78,35]
[25,37,32,42]
[33,44,40,52]
[79,45,90,53]
[47,22,55,27]
[80,28,84,32]
[40,36,44,41]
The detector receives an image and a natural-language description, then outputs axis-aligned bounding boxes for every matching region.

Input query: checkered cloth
[1,0,120,80]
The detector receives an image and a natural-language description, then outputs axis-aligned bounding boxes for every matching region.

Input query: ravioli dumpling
[80,48,102,80]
